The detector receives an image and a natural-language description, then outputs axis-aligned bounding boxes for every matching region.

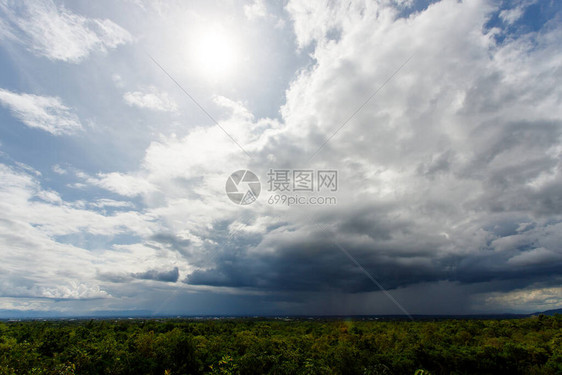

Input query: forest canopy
[1,315,561,374]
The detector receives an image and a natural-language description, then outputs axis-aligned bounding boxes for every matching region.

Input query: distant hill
[531,308,562,316]
[0,309,153,320]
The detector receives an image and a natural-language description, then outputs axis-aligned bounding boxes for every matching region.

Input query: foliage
[0,315,561,374]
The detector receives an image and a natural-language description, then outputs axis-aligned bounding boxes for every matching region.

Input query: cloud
[36,189,62,204]
[0,88,82,135]
[0,0,132,62]
[0,162,182,308]
[86,172,155,198]
[285,0,350,48]
[498,0,536,26]
[132,267,179,282]
[112,73,125,88]
[39,283,110,299]
[163,0,562,312]
[244,0,267,20]
[483,285,562,312]
[0,161,156,245]
[499,7,525,25]
[0,17,15,40]
[123,87,178,112]
[52,0,560,313]
[90,199,134,209]
[70,169,155,198]
[508,247,562,267]
[149,233,191,256]
[52,164,68,175]
[1,0,562,315]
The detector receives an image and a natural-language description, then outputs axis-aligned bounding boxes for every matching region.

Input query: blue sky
[0,0,561,318]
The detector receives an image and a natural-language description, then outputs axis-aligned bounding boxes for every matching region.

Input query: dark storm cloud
[133,267,179,283]
[335,205,413,242]
[186,238,562,293]
[98,266,180,284]
[185,197,562,295]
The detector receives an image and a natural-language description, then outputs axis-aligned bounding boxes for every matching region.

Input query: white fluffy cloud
[499,0,535,25]
[0,162,175,307]
[244,0,267,20]
[123,87,178,112]
[84,171,155,198]
[0,88,82,135]
[483,285,562,312]
[0,0,131,62]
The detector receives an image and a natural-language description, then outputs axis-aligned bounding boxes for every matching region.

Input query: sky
[0,0,561,318]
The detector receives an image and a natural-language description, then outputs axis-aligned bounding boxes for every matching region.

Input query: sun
[192,29,238,80]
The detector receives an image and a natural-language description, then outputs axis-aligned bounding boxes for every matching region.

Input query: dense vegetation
[0,315,561,374]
